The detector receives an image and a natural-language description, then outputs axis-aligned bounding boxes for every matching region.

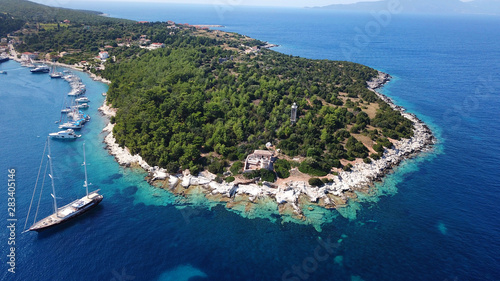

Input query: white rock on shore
[98,103,117,117]
[102,122,151,171]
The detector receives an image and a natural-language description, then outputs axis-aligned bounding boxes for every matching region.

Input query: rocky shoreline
[99,71,436,221]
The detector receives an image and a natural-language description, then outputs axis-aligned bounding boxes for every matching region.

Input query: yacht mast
[47,137,58,216]
[83,142,89,197]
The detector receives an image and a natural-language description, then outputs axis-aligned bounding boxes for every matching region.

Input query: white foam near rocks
[100,71,436,217]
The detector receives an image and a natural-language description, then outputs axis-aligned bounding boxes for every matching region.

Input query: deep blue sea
[1,3,500,281]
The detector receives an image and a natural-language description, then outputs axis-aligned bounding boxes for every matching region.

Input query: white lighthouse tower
[291,102,298,124]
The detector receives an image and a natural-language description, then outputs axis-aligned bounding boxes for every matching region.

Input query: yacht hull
[28,192,103,232]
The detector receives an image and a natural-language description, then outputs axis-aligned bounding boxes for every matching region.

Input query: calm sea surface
[1,3,500,281]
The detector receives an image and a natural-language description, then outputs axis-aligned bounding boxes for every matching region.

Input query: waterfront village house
[99,51,109,61]
[149,43,165,50]
[21,52,37,60]
[1,38,7,43]
[244,150,274,172]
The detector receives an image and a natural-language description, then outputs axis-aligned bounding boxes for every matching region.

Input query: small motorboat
[59,120,84,129]
[76,103,89,109]
[61,107,72,113]
[75,97,90,103]
[49,129,81,139]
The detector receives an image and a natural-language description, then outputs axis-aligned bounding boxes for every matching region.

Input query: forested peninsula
[1,0,435,224]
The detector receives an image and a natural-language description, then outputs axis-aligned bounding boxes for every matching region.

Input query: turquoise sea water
[1,3,500,281]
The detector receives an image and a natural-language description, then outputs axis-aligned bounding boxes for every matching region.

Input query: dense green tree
[308,178,324,187]
[2,0,415,180]
[274,159,291,179]
[230,161,244,175]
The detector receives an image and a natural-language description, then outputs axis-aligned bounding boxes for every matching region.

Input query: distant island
[313,0,500,16]
[1,0,435,224]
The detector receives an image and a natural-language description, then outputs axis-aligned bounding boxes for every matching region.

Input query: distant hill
[316,0,500,16]
[0,0,132,24]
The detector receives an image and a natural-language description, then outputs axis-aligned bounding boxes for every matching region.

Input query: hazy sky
[33,0,475,8]
[31,0,395,8]
[99,0,379,6]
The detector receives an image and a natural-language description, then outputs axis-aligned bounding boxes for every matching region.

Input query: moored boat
[80,110,91,121]
[49,72,63,78]
[75,97,90,103]
[61,107,72,113]
[31,64,50,73]
[25,141,103,232]
[76,103,89,109]
[49,65,63,78]
[49,129,81,139]
[59,119,84,129]
[68,86,86,96]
